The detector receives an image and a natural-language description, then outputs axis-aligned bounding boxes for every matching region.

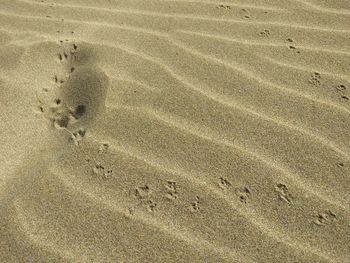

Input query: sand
[0,0,349,262]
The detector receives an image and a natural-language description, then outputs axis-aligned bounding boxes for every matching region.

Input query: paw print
[92,162,113,179]
[134,185,151,200]
[275,183,293,204]
[241,9,250,19]
[216,4,231,10]
[165,181,178,200]
[237,186,251,203]
[309,72,321,87]
[147,200,157,212]
[314,210,336,226]
[335,84,349,102]
[259,29,270,36]
[98,143,109,154]
[191,196,201,212]
[218,177,231,190]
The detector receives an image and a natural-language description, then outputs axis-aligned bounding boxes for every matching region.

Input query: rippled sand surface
[0,0,349,262]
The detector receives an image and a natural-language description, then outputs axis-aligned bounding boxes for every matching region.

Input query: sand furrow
[177,29,350,56]
[257,55,350,81]
[1,8,349,53]
[12,202,81,263]
[162,0,286,11]
[291,0,350,15]
[170,38,350,114]
[7,0,350,32]
[108,76,350,159]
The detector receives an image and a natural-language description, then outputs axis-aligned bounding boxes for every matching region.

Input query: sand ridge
[0,0,349,262]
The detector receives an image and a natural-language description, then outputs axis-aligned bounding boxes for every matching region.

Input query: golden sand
[0,0,349,262]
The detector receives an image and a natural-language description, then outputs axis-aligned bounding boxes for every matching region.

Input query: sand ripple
[0,0,349,262]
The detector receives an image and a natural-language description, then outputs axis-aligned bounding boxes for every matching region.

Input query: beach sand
[0,0,349,262]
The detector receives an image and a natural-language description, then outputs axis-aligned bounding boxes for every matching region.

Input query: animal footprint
[134,185,159,213]
[275,183,293,204]
[104,169,113,178]
[218,177,231,190]
[58,43,77,64]
[334,84,349,102]
[92,162,113,179]
[314,210,337,226]
[38,96,88,145]
[337,162,345,168]
[37,42,98,144]
[51,108,70,129]
[237,187,251,203]
[240,9,250,18]
[98,143,109,154]
[55,44,78,84]
[191,196,201,212]
[259,29,270,36]
[336,84,346,92]
[93,162,105,174]
[285,38,300,53]
[147,200,157,212]
[165,181,178,200]
[340,95,349,102]
[127,207,135,216]
[287,38,295,49]
[70,128,86,144]
[134,185,151,200]
[48,99,87,139]
[216,4,231,10]
[309,72,321,86]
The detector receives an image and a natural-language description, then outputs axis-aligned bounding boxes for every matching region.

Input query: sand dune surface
[0,0,349,262]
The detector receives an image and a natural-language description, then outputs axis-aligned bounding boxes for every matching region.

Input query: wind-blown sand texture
[0,0,349,262]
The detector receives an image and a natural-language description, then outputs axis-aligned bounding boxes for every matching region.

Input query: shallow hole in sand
[73,104,86,119]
